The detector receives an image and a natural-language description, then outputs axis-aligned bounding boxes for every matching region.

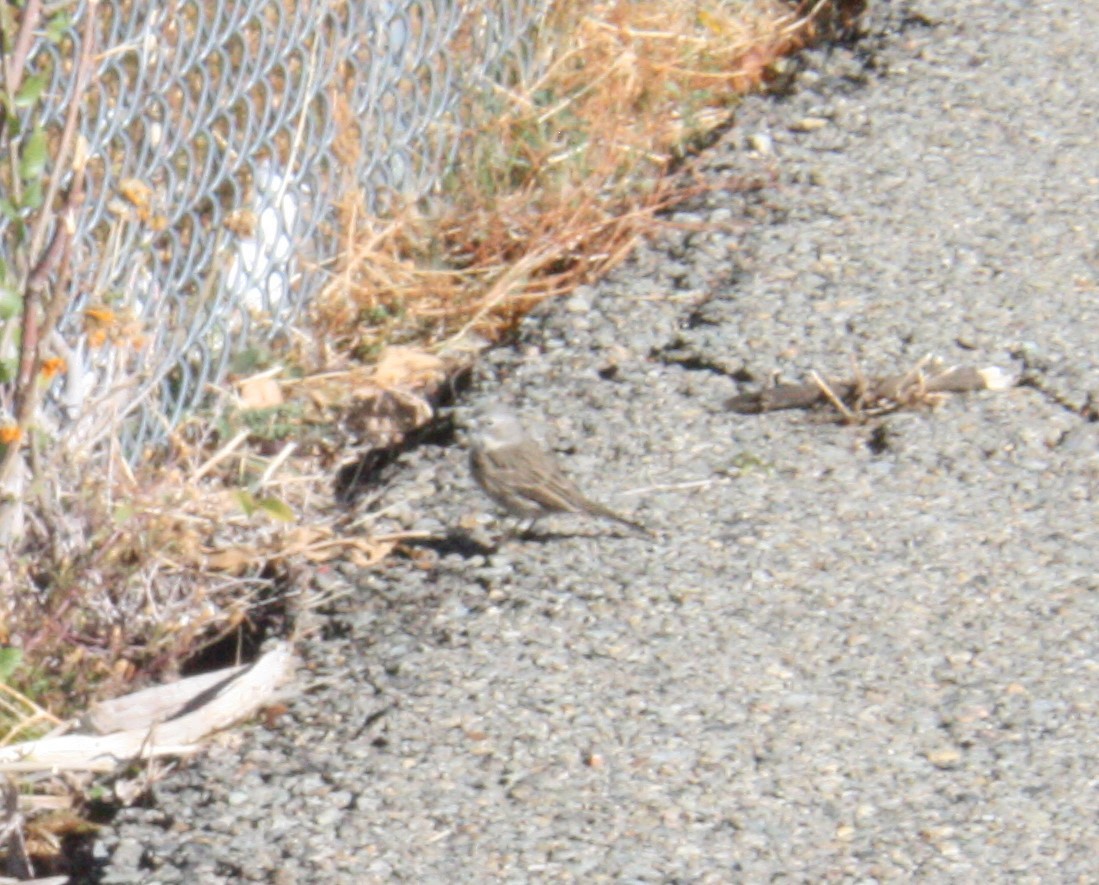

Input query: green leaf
[0,285,22,319]
[0,5,14,54]
[13,72,48,108]
[0,358,17,383]
[0,197,20,222]
[45,12,72,43]
[19,126,48,181]
[234,488,256,516]
[112,502,135,523]
[257,497,295,522]
[0,646,23,683]
[20,177,43,211]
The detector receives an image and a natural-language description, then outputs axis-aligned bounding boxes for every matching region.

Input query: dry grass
[0,0,861,712]
[1,0,865,864]
[1,0,859,729]
[0,0,866,861]
[311,0,834,356]
[0,340,470,728]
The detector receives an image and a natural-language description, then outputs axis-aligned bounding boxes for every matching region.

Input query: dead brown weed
[0,1,868,867]
[312,0,835,355]
[1,5,862,848]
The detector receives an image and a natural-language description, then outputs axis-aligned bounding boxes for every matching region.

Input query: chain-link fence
[0,0,548,460]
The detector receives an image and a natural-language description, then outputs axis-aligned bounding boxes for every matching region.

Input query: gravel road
[83,0,1099,881]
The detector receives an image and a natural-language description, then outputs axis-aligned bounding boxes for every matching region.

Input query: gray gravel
[81,0,1099,881]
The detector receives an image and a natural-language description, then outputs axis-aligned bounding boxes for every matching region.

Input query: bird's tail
[585,499,652,536]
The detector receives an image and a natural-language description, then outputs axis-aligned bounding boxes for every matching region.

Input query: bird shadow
[399,525,633,558]
[509,527,580,544]
[506,522,654,545]
[399,530,497,558]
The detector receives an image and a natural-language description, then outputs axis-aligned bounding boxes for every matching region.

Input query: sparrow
[468,406,649,535]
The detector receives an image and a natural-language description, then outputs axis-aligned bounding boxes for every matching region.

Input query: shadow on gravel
[399,526,626,559]
[511,527,638,543]
[333,367,474,506]
[334,409,460,504]
[400,530,497,558]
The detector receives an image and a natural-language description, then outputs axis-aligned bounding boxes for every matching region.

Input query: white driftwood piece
[0,642,296,774]
[84,663,252,734]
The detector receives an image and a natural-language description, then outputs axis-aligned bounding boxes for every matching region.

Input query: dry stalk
[810,369,857,422]
[314,0,816,356]
[729,358,1015,418]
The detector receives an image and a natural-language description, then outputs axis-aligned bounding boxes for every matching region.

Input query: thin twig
[618,477,732,497]
[0,4,98,494]
[190,430,250,482]
[0,0,43,163]
[257,441,297,489]
[810,370,856,421]
[26,0,98,265]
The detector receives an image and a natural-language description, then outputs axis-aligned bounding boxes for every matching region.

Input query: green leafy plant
[234,488,296,523]
[0,0,98,540]
[0,644,22,682]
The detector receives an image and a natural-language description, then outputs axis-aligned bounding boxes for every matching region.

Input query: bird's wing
[491,442,587,513]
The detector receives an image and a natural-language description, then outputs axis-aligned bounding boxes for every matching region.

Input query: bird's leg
[501,516,532,540]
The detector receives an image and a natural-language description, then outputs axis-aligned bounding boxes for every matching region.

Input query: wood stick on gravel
[726,362,1014,417]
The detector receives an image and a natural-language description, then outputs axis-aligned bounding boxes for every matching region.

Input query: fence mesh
[0,0,549,459]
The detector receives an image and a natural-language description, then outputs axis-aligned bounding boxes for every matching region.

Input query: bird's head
[470,406,527,451]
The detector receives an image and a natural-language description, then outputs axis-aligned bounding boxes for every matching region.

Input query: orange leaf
[40,356,66,378]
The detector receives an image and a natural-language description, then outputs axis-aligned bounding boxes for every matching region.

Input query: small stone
[790,116,829,132]
[926,747,962,768]
[747,132,773,154]
[566,287,593,312]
